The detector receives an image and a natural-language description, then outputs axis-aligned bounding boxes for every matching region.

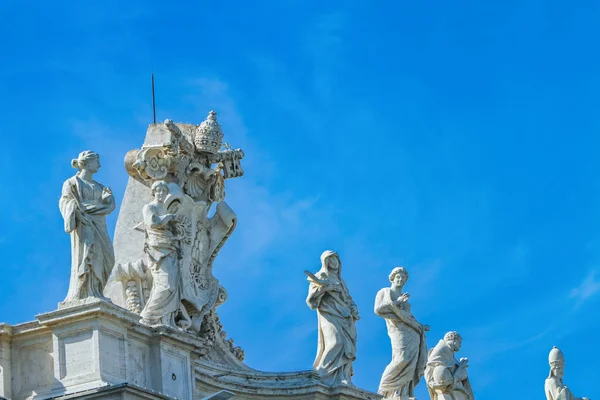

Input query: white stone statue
[545,347,589,400]
[59,150,115,303]
[111,114,243,338]
[375,267,429,399]
[425,331,474,400]
[139,181,191,329]
[306,250,359,386]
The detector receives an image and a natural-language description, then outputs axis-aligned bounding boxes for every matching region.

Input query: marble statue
[375,267,429,399]
[545,346,589,400]
[140,181,191,329]
[425,331,474,400]
[306,250,359,386]
[113,112,241,337]
[59,150,115,303]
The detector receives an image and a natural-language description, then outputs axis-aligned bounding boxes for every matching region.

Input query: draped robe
[375,287,427,398]
[306,253,358,386]
[59,176,115,302]
[425,340,474,400]
[140,203,182,326]
[545,375,587,400]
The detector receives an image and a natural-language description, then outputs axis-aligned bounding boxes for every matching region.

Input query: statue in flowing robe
[425,331,474,400]
[140,181,191,329]
[59,151,115,303]
[545,347,589,400]
[375,267,429,399]
[306,250,359,386]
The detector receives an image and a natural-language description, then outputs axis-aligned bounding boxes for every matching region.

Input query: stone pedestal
[0,299,380,400]
[0,299,200,400]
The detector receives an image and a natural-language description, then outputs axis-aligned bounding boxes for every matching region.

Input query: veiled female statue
[59,150,115,303]
[375,267,429,399]
[140,181,191,329]
[306,250,359,386]
[545,347,589,400]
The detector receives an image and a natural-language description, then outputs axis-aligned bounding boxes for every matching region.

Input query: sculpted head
[71,150,100,173]
[389,267,408,289]
[443,331,462,352]
[548,346,565,379]
[151,181,170,203]
[320,250,341,274]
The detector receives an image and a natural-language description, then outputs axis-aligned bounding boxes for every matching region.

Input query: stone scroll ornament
[305,250,359,386]
[59,150,116,304]
[375,267,429,400]
[122,111,244,337]
[545,347,589,400]
[425,331,474,400]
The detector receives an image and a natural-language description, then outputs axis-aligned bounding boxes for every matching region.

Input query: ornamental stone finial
[195,110,224,154]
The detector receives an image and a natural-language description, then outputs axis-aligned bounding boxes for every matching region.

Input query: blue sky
[1,1,599,398]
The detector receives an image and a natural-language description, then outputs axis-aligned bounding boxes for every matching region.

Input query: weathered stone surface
[106,114,241,342]
[375,267,429,400]
[545,346,589,400]
[1,113,383,400]
[0,299,379,400]
[306,251,359,387]
[195,362,380,400]
[424,332,474,400]
[59,150,116,305]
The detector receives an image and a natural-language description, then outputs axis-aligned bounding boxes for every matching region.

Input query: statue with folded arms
[545,346,589,400]
[425,331,474,400]
[375,267,429,399]
[59,150,115,303]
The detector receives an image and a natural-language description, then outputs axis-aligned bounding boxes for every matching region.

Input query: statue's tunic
[545,376,585,400]
[59,176,115,302]
[374,287,427,398]
[425,340,474,400]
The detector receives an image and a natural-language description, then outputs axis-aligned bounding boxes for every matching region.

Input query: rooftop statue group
[59,111,245,362]
[305,254,589,400]
[58,111,589,400]
[305,255,474,400]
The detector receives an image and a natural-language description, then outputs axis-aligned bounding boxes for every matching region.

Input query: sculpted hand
[324,283,341,292]
[102,187,113,203]
[423,324,431,332]
[395,293,410,305]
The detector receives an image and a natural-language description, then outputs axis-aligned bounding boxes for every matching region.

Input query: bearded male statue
[424,331,474,400]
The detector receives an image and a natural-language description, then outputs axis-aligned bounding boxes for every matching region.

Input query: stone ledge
[53,382,173,399]
[194,361,381,400]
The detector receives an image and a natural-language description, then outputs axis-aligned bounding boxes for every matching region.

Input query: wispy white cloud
[570,268,600,308]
